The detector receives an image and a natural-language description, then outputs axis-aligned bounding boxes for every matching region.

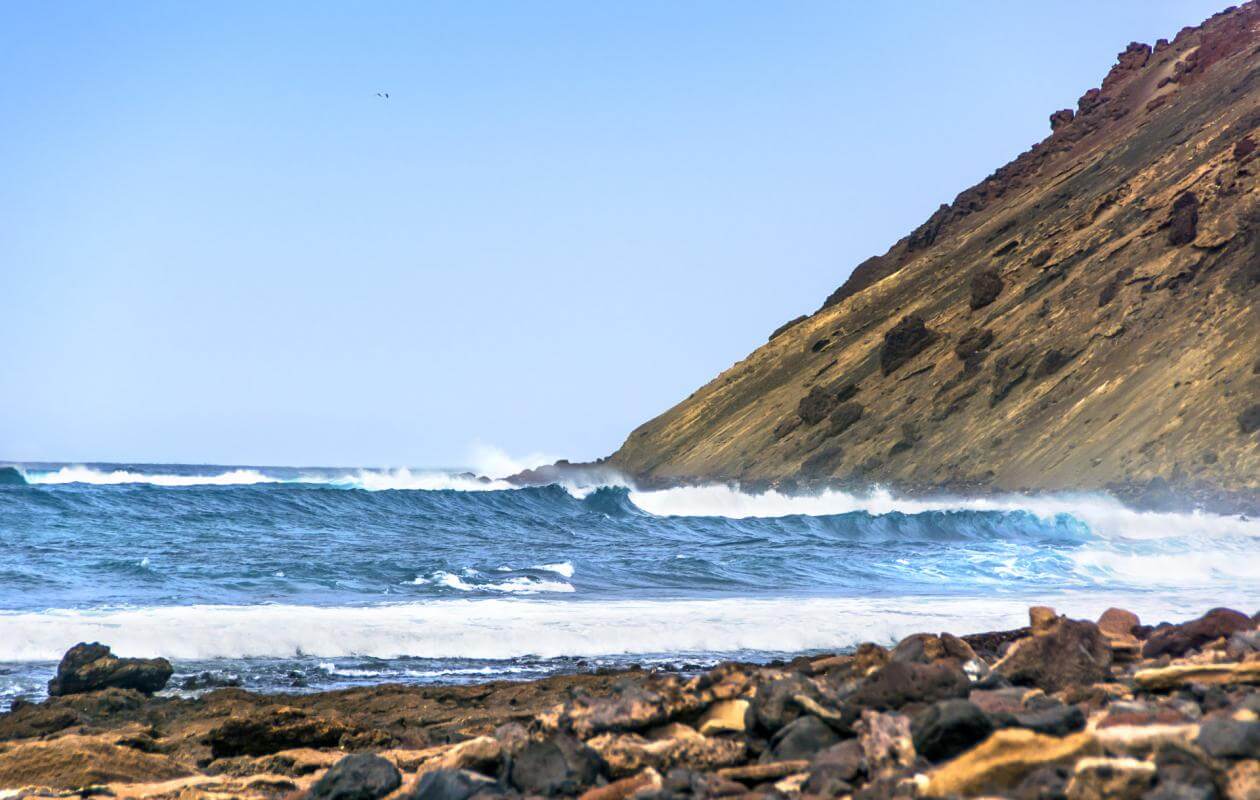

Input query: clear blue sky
[0,1,1229,469]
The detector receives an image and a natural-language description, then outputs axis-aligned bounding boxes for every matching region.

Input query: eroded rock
[47,642,173,697]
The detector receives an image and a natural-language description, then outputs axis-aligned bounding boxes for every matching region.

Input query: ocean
[1,462,1257,710]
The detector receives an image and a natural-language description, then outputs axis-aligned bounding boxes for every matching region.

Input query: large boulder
[306,753,401,800]
[508,734,603,796]
[401,769,498,800]
[1142,608,1255,658]
[911,699,994,763]
[880,315,936,375]
[47,642,172,697]
[850,660,970,712]
[1167,192,1199,245]
[994,619,1112,693]
[768,715,840,761]
[969,268,1004,310]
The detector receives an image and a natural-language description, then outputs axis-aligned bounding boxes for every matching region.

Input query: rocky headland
[2,606,1259,798]
[593,2,1260,511]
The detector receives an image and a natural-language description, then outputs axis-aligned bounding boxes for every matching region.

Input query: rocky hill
[606,3,1260,508]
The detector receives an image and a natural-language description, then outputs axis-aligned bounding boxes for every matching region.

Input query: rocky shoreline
[1,606,1258,798]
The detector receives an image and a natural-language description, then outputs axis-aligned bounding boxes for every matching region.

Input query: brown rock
[1050,109,1075,131]
[1225,759,1260,800]
[716,760,810,784]
[1142,607,1255,658]
[880,315,936,375]
[995,618,1112,693]
[697,699,748,735]
[1098,608,1140,637]
[1029,606,1060,632]
[579,768,662,800]
[47,642,173,697]
[0,734,192,790]
[1064,756,1155,800]
[587,727,744,778]
[857,709,915,776]
[1133,661,1260,691]
[969,268,1004,310]
[923,729,1099,797]
[851,660,970,711]
[1168,191,1199,245]
[206,707,354,759]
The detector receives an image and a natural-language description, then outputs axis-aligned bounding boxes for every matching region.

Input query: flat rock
[0,734,192,790]
[1134,662,1260,691]
[924,729,1099,797]
[1197,718,1260,760]
[1064,756,1155,800]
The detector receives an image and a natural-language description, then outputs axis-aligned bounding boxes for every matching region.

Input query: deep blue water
[0,462,1256,708]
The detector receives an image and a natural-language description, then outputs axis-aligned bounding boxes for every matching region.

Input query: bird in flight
[376,92,390,99]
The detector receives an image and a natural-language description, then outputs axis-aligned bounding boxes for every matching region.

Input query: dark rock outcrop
[508,734,602,796]
[969,268,1004,310]
[1167,192,1199,245]
[911,699,993,762]
[402,769,498,800]
[994,618,1112,693]
[880,315,935,375]
[305,754,401,800]
[47,643,172,697]
[1142,607,1255,658]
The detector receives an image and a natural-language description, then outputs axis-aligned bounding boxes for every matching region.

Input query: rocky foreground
[2,607,1259,798]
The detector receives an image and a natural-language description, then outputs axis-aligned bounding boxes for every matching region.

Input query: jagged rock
[1064,756,1155,800]
[911,699,994,762]
[1197,718,1260,760]
[994,618,1112,693]
[827,402,863,435]
[856,710,915,777]
[588,725,744,778]
[769,315,808,342]
[1168,192,1200,245]
[970,268,1004,310]
[955,327,994,361]
[207,707,354,759]
[880,315,936,375]
[47,642,173,697]
[1036,347,1075,377]
[1143,607,1255,658]
[1050,109,1075,131]
[548,679,700,738]
[306,753,401,800]
[797,382,857,425]
[509,734,603,795]
[768,715,840,761]
[923,729,1099,797]
[852,660,970,712]
[402,769,498,800]
[892,632,979,666]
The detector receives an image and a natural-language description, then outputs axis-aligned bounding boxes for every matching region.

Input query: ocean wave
[0,593,1242,662]
[408,569,574,594]
[26,466,283,487]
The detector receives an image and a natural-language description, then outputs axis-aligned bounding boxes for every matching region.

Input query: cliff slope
[610,4,1260,502]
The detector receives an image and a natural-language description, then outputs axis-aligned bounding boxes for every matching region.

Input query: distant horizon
[1,0,1233,466]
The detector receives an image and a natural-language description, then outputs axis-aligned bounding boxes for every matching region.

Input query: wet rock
[800,445,844,477]
[47,642,173,697]
[1064,756,1155,800]
[911,699,994,762]
[306,753,401,800]
[403,769,499,800]
[769,715,840,761]
[1168,192,1199,246]
[828,402,864,435]
[994,619,1112,693]
[1142,608,1255,658]
[181,671,243,690]
[851,660,970,711]
[207,707,353,759]
[880,315,936,375]
[923,729,1098,797]
[1197,718,1260,760]
[509,733,603,796]
[970,268,1005,310]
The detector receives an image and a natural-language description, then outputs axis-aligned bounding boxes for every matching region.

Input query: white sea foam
[0,593,1246,663]
[408,570,574,594]
[534,561,575,578]
[26,467,282,487]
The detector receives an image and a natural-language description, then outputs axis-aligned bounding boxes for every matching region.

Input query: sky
[0,1,1232,471]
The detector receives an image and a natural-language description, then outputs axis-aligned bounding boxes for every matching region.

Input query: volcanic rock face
[609,3,1260,506]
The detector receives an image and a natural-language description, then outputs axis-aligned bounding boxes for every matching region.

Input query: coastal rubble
[0,605,1258,798]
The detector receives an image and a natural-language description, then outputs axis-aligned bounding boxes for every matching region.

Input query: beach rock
[1014,765,1073,799]
[0,733,192,790]
[851,660,970,711]
[697,699,747,735]
[923,729,1099,797]
[1197,718,1260,760]
[769,714,840,761]
[995,704,1087,737]
[747,672,822,733]
[402,768,498,800]
[911,699,994,762]
[880,315,936,375]
[509,733,603,795]
[1143,608,1255,658]
[970,268,1004,310]
[1098,608,1140,637]
[1136,662,1260,691]
[1168,192,1200,246]
[550,679,699,739]
[892,632,980,666]
[47,642,173,696]
[579,768,661,800]
[994,618,1112,693]
[207,707,353,759]
[306,753,401,800]
[857,709,915,776]
[717,759,811,785]
[588,726,743,778]
[1064,756,1155,800]
[811,738,865,781]
[1224,760,1260,800]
